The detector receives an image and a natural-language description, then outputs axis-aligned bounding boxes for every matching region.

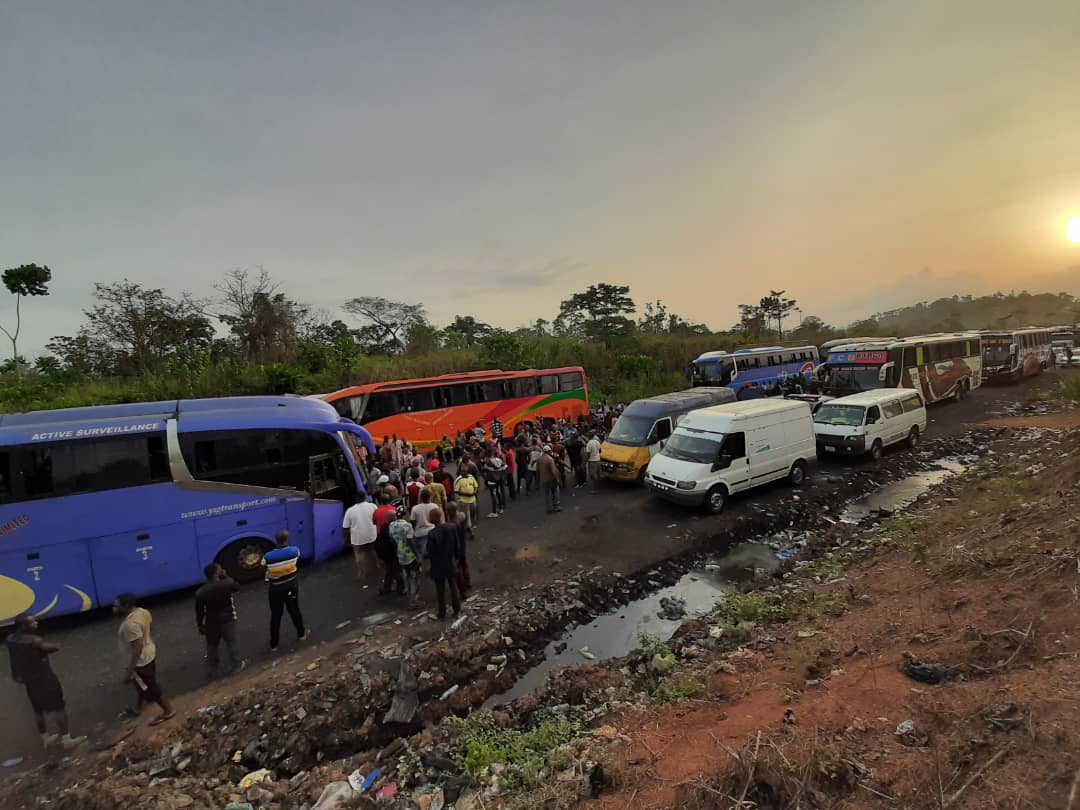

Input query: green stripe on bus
[526,387,588,413]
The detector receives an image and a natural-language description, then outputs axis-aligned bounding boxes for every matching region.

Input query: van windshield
[606,414,654,446]
[660,432,723,464]
[821,365,883,396]
[813,404,865,427]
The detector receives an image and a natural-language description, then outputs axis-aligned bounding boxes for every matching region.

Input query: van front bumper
[601,460,643,482]
[816,436,865,456]
[645,476,707,506]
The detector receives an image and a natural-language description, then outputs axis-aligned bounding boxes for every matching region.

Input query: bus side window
[559,372,583,391]
[901,393,924,412]
[0,451,9,503]
[540,375,557,394]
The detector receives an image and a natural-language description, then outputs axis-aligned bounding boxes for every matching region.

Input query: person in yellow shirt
[454,470,479,535]
[423,472,447,511]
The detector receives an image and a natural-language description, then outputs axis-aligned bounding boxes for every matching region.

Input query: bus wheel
[869,440,883,461]
[218,538,273,583]
[705,485,727,514]
[788,459,807,486]
[907,426,920,448]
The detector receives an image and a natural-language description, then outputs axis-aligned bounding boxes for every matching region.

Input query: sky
[3,0,1080,355]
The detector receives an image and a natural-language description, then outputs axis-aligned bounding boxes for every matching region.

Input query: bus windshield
[821,365,884,396]
[660,432,722,464]
[606,414,655,446]
[983,341,1012,365]
[814,404,866,426]
[690,358,735,386]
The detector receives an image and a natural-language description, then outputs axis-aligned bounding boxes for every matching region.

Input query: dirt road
[0,372,1062,767]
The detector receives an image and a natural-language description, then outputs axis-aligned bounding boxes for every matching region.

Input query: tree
[638,300,709,335]
[554,283,636,341]
[216,269,310,363]
[758,290,797,339]
[1,263,52,377]
[342,296,428,354]
[442,315,493,348]
[478,330,527,370]
[48,281,212,375]
[735,303,767,339]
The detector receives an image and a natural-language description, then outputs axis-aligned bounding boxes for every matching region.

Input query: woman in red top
[426,453,441,473]
[503,441,517,499]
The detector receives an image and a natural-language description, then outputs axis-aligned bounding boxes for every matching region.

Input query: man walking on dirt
[343,495,378,581]
[7,613,86,750]
[114,593,175,726]
[265,530,311,651]
[194,564,247,677]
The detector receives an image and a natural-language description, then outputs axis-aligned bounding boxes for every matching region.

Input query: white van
[813,389,927,460]
[644,399,815,514]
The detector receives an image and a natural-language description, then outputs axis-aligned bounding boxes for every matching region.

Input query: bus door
[88,521,199,605]
[309,453,349,561]
[0,540,96,622]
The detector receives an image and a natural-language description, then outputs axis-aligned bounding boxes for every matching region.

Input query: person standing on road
[482,449,507,517]
[504,439,517,500]
[114,594,175,725]
[343,496,378,581]
[195,564,246,677]
[423,471,448,512]
[454,467,480,535]
[405,468,424,509]
[445,501,472,596]
[567,430,586,488]
[490,416,504,442]
[538,444,562,514]
[585,432,603,493]
[410,488,439,560]
[389,515,422,607]
[264,530,310,652]
[424,508,462,619]
[7,613,86,750]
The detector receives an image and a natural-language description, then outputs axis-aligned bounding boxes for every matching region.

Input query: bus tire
[705,485,727,514]
[217,537,274,583]
[869,440,883,461]
[788,459,807,486]
[907,426,920,449]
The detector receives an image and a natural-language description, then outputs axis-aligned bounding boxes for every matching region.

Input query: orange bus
[322,367,589,449]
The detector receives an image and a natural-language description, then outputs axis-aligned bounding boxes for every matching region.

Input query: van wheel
[869,440,883,461]
[907,426,920,448]
[217,537,273,583]
[705,486,727,514]
[788,460,807,486]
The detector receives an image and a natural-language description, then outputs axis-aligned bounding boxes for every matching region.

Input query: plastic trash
[440,684,460,700]
[376,783,398,800]
[238,768,271,789]
[347,769,365,792]
[312,781,354,809]
[361,768,382,791]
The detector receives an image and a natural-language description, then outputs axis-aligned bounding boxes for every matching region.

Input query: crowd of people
[7,414,616,748]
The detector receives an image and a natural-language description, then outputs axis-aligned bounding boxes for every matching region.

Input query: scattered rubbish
[376,783,398,800]
[363,628,374,637]
[450,615,467,631]
[984,703,1029,732]
[335,620,351,629]
[579,647,596,660]
[361,767,382,791]
[295,707,307,720]
[347,769,365,792]
[440,684,460,700]
[196,705,218,714]
[238,768,271,789]
[312,781,354,809]
[657,595,687,620]
[899,654,949,684]
[306,662,319,671]
[2,758,23,768]
[224,803,254,810]
[796,629,819,638]
[589,763,610,798]
[895,719,915,736]
[383,662,419,724]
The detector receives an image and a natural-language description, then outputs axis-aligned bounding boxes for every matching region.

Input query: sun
[1067,214,1080,244]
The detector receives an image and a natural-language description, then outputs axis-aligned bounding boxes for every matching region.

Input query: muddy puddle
[839,458,965,523]
[486,543,779,707]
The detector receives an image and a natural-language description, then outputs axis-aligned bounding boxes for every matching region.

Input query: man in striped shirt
[265,530,310,651]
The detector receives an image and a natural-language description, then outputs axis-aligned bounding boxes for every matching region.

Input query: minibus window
[723,432,746,459]
[882,401,903,419]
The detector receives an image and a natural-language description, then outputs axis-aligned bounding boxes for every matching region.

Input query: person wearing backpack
[389,514,421,607]
[454,468,480,535]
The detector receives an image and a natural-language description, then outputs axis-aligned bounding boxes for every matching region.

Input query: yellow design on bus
[0,575,37,622]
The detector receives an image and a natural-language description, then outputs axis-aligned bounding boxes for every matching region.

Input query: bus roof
[826,332,980,354]
[680,397,810,426]
[692,346,816,362]
[0,396,373,449]
[324,366,586,398]
[623,387,735,418]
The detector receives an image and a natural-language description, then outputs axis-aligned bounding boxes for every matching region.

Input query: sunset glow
[1067,214,1080,244]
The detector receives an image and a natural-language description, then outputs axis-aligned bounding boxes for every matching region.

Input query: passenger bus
[815,333,982,403]
[819,336,897,355]
[1051,326,1077,367]
[686,346,819,400]
[323,367,588,449]
[0,397,374,623]
[980,328,1053,384]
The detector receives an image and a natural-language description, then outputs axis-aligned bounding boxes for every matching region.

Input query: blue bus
[0,396,374,623]
[686,346,820,399]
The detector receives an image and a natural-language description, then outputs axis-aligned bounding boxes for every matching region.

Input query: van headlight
[676,480,697,490]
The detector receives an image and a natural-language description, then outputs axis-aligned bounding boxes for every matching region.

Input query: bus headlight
[676,480,697,490]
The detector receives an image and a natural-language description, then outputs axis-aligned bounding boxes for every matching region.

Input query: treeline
[2,266,1077,415]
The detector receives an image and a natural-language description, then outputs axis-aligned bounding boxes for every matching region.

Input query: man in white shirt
[342,496,378,581]
[409,489,440,560]
[584,433,603,493]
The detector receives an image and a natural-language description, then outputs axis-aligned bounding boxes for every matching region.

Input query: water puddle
[486,543,779,707]
[839,458,965,524]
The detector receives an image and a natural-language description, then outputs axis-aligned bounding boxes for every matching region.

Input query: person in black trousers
[374,515,405,596]
[425,508,461,619]
[264,530,310,651]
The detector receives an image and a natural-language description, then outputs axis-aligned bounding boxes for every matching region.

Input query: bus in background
[686,346,819,400]
[980,328,1053,384]
[324,367,588,450]
[0,397,374,623]
[600,387,735,483]
[1051,326,1076,367]
[816,333,982,403]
